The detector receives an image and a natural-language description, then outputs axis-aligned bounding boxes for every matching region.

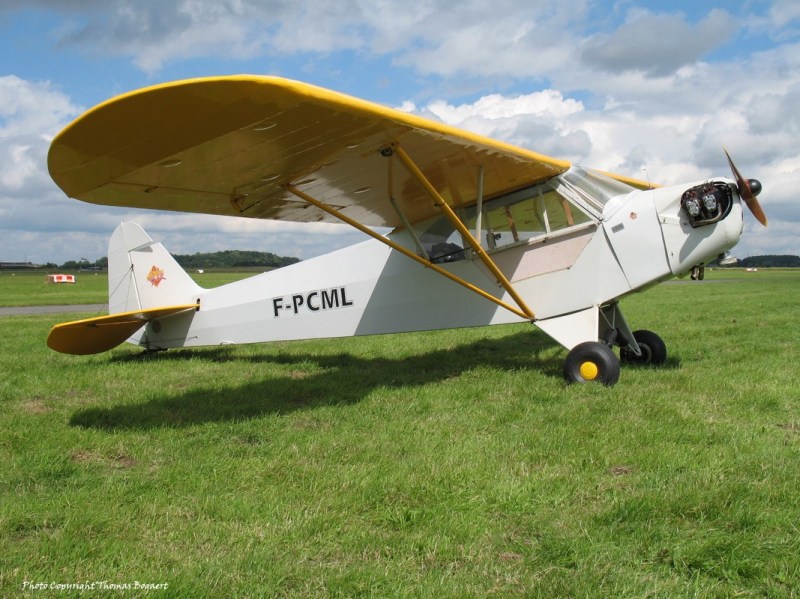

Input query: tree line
[45,250,300,271]
[29,252,800,271]
[735,255,800,268]
[172,250,300,270]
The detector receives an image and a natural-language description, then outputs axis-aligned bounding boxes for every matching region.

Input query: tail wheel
[620,329,667,366]
[564,342,620,386]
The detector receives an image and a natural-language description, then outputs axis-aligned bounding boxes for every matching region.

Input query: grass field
[0,270,253,306]
[1,270,798,597]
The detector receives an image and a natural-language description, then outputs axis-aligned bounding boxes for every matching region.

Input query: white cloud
[0,75,77,137]
[384,1,587,81]
[0,72,365,264]
[748,0,800,36]
[59,0,267,73]
[0,77,86,263]
[580,9,735,77]
[17,0,591,80]
[1,1,798,261]
[0,144,38,190]
[425,90,584,123]
[406,90,592,163]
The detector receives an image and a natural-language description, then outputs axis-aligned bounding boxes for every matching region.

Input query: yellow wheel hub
[579,361,599,380]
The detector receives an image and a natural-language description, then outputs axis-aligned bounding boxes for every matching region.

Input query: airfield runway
[0,304,107,317]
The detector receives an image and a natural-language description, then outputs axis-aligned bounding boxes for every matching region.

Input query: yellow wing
[48,75,575,227]
[47,305,198,355]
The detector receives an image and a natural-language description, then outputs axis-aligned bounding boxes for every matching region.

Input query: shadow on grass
[70,330,563,431]
[622,355,683,371]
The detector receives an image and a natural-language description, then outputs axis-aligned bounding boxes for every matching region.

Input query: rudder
[108,222,203,313]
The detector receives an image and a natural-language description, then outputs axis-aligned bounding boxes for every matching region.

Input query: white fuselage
[126,175,745,352]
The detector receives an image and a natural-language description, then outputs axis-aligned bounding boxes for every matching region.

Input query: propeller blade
[724,148,767,226]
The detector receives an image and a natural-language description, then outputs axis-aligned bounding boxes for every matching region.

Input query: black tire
[620,329,667,366]
[564,342,620,386]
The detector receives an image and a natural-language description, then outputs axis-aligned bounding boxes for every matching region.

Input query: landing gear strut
[691,265,705,280]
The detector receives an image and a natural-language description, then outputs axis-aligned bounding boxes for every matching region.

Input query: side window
[415,181,593,262]
[419,216,466,264]
[467,185,590,250]
[481,196,546,248]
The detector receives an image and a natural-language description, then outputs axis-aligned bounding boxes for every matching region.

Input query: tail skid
[48,222,202,355]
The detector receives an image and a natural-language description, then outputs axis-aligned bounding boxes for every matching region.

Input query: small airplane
[46,75,767,385]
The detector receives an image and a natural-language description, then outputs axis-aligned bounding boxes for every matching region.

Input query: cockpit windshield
[554,165,637,213]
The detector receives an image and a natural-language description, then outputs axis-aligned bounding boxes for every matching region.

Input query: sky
[1,0,798,264]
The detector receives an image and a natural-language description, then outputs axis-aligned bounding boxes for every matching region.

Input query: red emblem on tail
[147,265,166,287]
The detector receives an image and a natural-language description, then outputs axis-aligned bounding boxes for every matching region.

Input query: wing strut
[285,185,533,321]
[392,145,536,320]
[389,196,429,260]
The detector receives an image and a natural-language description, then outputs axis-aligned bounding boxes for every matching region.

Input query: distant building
[0,262,36,270]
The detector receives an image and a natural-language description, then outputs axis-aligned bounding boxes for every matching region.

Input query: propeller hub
[747,179,762,197]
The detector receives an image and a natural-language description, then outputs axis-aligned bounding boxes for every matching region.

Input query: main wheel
[563,342,620,385]
[620,329,667,366]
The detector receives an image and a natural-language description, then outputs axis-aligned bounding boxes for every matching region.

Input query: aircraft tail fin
[108,222,203,313]
[47,222,203,355]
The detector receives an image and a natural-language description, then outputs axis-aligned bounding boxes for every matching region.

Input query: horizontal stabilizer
[47,304,198,355]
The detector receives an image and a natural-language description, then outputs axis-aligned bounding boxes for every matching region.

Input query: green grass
[0,271,108,306]
[1,270,799,597]
[0,271,252,306]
